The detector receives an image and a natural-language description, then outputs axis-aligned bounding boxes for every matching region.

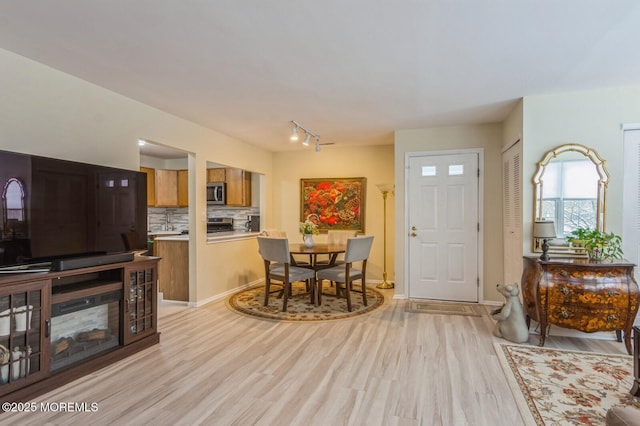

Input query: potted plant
[568,227,623,260]
[566,227,591,247]
[300,219,319,248]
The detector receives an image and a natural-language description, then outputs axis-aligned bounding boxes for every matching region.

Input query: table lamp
[533,220,556,261]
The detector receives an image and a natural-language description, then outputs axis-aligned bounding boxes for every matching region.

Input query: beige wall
[272,145,395,284]
[503,99,523,150]
[6,44,640,306]
[394,124,504,302]
[0,48,272,304]
[522,85,640,256]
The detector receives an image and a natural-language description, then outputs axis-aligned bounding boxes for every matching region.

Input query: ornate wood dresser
[521,256,639,354]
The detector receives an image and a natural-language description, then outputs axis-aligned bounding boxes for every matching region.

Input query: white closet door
[502,141,523,286]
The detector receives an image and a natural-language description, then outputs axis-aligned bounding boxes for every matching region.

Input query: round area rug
[226,281,384,322]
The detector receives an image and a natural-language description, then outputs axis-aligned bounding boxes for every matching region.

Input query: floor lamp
[376,183,394,289]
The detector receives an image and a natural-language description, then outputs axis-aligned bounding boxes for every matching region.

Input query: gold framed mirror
[532,143,609,255]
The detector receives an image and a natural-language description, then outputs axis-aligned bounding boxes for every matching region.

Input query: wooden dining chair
[316,236,374,311]
[257,237,317,311]
[121,230,147,252]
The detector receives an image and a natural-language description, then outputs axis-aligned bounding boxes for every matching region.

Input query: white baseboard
[190,278,262,308]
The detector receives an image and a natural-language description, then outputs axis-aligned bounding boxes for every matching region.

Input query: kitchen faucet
[165,211,173,231]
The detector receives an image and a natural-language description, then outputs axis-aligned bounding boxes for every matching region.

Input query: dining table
[288,243,346,270]
[288,242,347,305]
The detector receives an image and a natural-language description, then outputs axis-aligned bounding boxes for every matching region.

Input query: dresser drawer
[547,280,627,305]
[548,305,627,331]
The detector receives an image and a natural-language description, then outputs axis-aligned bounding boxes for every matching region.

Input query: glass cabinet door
[124,263,157,344]
[0,280,50,396]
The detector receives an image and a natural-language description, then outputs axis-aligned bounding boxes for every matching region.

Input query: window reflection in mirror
[3,178,26,237]
[539,157,599,238]
[532,144,609,255]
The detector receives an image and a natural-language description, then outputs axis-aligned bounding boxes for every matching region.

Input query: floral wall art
[300,177,366,233]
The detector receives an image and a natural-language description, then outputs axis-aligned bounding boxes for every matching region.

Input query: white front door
[408,152,479,301]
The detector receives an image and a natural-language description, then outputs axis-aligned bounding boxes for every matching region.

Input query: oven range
[207,217,234,233]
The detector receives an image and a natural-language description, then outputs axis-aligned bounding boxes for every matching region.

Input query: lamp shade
[376,183,394,194]
[533,221,556,239]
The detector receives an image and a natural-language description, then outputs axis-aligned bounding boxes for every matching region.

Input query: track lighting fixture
[290,121,320,151]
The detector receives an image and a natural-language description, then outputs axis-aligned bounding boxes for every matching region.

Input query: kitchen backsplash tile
[148,206,259,232]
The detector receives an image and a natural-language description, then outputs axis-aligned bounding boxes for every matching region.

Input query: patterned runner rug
[495,343,640,425]
[226,281,384,322]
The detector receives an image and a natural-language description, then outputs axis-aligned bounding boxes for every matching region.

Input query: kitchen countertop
[154,234,189,241]
[153,231,260,243]
[207,231,260,243]
[149,230,183,236]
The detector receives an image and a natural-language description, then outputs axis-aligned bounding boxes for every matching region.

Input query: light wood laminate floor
[1,291,629,425]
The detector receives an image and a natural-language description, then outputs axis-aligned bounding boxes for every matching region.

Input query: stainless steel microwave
[207,182,226,205]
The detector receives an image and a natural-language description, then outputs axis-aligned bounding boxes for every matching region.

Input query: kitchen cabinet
[154,169,178,207]
[207,168,226,183]
[155,239,189,301]
[140,167,156,206]
[178,170,188,207]
[140,168,188,208]
[226,168,252,206]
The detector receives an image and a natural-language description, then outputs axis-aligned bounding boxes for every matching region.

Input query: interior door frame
[404,148,485,302]
[622,123,640,290]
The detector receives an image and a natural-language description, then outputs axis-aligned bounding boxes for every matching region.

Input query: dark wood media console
[0,256,160,402]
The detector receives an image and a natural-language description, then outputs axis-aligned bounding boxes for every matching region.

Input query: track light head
[289,121,320,151]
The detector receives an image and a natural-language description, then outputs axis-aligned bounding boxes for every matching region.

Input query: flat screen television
[0,149,147,270]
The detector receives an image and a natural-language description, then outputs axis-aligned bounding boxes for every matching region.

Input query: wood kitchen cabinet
[140,168,187,208]
[207,168,226,183]
[155,239,188,302]
[177,169,188,207]
[154,169,178,207]
[226,168,251,206]
[521,256,639,354]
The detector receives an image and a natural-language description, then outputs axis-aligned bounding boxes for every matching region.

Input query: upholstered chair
[257,237,317,311]
[316,236,374,311]
[315,230,358,269]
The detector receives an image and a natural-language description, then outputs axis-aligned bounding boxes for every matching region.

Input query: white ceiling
[2,1,640,154]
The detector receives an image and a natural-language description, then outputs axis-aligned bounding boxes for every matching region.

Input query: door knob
[410,232,417,237]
